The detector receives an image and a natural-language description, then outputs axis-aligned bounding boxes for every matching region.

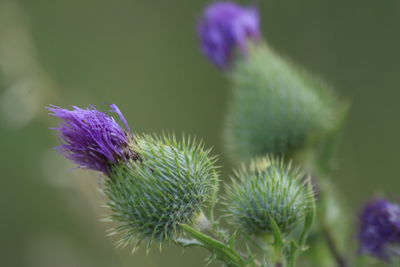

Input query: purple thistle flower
[359,198,400,260]
[197,1,261,69]
[47,104,138,175]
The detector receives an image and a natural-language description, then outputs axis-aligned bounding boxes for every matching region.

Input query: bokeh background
[1,0,399,266]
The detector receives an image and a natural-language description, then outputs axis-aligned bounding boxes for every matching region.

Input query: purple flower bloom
[359,198,400,260]
[47,104,137,175]
[197,1,261,69]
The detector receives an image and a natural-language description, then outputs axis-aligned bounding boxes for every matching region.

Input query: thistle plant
[197,1,342,163]
[198,1,349,266]
[46,1,397,267]
[48,105,219,248]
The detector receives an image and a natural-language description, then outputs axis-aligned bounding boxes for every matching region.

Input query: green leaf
[286,240,299,267]
[174,238,204,248]
[181,224,247,267]
[268,216,284,248]
[286,186,316,267]
[299,180,316,248]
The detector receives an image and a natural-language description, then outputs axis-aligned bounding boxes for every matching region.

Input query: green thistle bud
[225,43,342,161]
[104,134,219,248]
[224,156,314,236]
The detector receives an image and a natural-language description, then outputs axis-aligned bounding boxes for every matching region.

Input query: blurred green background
[1,0,399,266]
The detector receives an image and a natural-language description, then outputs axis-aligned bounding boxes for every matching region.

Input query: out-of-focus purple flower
[359,198,400,260]
[47,104,138,175]
[197,1,261,69]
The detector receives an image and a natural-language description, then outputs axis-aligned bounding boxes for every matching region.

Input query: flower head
[224,43,342,162]
[359,198,400,260]
[105,135,219,247]
[47,104,137,175]
[197,1,261,69]
[225,157,314,235]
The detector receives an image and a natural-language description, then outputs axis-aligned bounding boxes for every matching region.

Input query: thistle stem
[314,165,349,267]
[273,246,284,266]
[319,211,348,267]
[317,184,349,267]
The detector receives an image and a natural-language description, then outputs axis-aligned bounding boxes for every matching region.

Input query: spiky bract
[224,156,314,235]
[104,134,219,248]
[225,44,341,161]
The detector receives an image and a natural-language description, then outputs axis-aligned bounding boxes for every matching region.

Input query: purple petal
[47,104,134,175]
[197,1,261,69]
[110,104,131,133]
[359,198,400,260]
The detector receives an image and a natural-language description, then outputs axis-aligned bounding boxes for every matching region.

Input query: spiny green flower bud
[104,134,219,248]
[225,43,342,161]
[224,156,314,236]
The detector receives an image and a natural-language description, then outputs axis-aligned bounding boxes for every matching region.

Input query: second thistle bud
[197,2,344,162]
[225,157,314,236]
[225,44,342,162]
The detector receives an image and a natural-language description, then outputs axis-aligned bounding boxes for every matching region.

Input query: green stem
[287,254,295,267]
[314,126,350,267]
[272,243,284,266]
[319,220,348,267]
[314,178,349,267]
[267,217,286,266]
[181,223,248,267]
